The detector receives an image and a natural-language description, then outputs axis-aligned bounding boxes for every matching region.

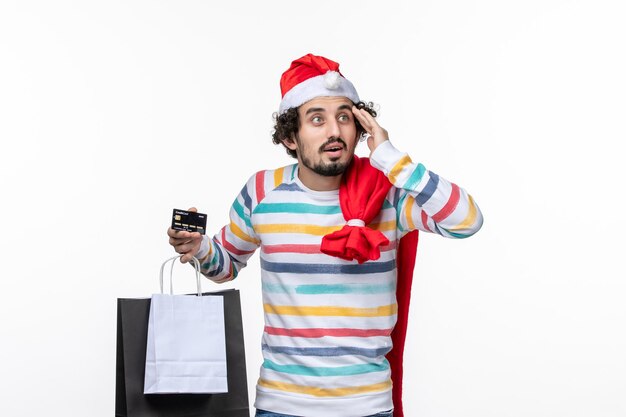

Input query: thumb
[187,207,198,212]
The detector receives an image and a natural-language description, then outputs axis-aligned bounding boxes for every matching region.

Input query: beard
[297,136,354,177]
[303,158,350,176]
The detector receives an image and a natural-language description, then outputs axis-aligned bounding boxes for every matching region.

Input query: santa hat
[279,53,360,114]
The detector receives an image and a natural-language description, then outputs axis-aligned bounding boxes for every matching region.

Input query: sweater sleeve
[194,173,261,283]
[370,140,483,238]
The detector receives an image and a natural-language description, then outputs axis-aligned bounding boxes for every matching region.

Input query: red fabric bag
[321,156,418,417]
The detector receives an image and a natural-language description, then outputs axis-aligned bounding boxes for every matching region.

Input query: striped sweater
[195,141,483,416]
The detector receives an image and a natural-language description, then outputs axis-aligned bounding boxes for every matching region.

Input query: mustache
[318,137,347,153]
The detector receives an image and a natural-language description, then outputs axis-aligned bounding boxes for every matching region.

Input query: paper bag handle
[159,255,203,296]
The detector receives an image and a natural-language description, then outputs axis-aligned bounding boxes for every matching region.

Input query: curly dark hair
[271,101,378,158]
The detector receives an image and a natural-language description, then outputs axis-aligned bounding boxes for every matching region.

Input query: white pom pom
[323,71,341,90]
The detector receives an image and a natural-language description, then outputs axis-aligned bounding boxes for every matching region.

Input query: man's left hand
[352,106,389,153]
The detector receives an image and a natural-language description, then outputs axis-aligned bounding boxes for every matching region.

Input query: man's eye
[312,116,323,124]
[338,114,350,122]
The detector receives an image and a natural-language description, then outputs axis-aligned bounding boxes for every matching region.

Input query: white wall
[1,0,625,416]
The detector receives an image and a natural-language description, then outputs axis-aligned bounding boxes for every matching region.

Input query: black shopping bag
[116,289,250,417]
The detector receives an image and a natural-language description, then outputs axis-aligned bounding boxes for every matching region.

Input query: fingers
[167,229,194,248]
[352,106,379,133]
[171,238,201,258]
[168,227,189,238]
[167,208,202,262]
[167,227,202,254]
[180,253,195,263]
[352,106,372,134]
[168,229,201,245]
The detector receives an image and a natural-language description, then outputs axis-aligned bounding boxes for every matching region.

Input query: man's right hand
[167,207,204,263]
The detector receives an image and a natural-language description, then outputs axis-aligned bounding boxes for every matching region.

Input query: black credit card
[171,209,207,235]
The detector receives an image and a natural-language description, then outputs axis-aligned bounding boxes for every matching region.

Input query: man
[168,54,483,417]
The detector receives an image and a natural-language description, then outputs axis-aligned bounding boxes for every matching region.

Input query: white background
[1,0,625,416]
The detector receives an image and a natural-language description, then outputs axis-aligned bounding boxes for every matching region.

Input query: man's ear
[282,135,297,151]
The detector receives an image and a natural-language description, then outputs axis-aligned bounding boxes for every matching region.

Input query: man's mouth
[322,143,345,159]
[323,144,344,152]
[321,138,347,156]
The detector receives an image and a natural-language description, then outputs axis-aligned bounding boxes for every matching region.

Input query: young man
[168,54,483,417]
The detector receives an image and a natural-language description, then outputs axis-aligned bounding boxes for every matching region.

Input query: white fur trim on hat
[279,71,360,114]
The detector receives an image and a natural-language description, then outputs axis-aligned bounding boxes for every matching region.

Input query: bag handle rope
[159,255,202,296]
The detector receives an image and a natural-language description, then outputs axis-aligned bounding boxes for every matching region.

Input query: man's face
[285,96,358,177]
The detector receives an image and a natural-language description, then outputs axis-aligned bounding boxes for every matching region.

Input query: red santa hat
[279,53,360,114]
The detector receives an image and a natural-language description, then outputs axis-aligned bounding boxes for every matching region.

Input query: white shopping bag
[144,256,228,394]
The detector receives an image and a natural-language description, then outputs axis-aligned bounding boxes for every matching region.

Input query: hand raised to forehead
[352,106,389,153]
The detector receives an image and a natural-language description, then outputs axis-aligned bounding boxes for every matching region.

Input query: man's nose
[326,118,341,138]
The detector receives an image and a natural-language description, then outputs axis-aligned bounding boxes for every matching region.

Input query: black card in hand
[171,209,207,235]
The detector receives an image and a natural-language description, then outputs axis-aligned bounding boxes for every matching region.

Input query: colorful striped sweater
[195,141,483,416]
